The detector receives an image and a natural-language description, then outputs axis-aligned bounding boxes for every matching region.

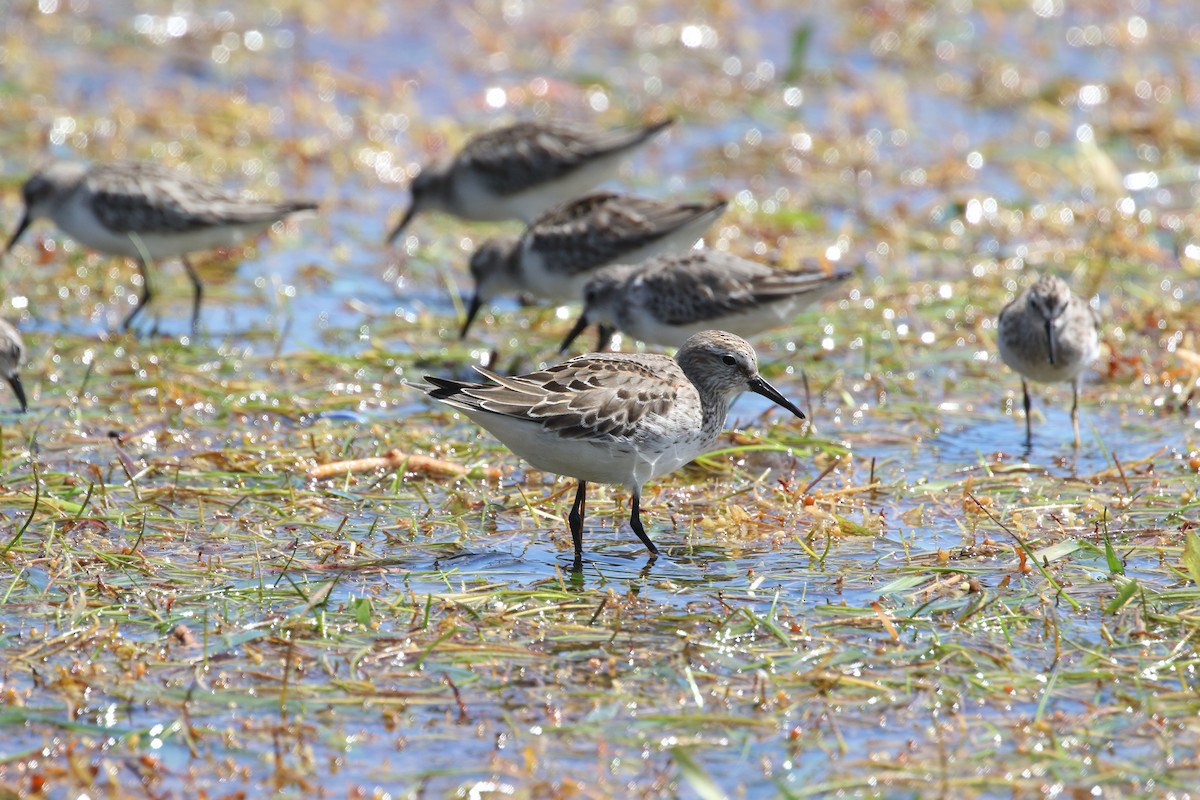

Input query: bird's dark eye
[722,354,737,366]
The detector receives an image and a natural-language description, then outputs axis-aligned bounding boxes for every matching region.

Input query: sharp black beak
[459,294,483,340]
[5,210,32,255]
[595,324,615,353]
[7,374,26,413]
[559,313,590,353]
[748,375,806,420]
[385,204,419,245]
[1044,317,1056,366]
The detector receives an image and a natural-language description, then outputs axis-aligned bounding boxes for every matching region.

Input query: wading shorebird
[424,330,805,571]
[460,191,727,338]
[997,273,1100,447]
[386,117,674,242]
[561,251,852,352]
[4,160,317,334]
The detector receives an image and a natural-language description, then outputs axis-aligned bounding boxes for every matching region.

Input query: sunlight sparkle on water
[486,87,507,108]
[680,24,717,49]
[1125,172,1158,191]
[1078,84,1107,107]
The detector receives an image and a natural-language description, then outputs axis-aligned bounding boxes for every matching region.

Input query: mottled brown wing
[0,319,23,364]
[460,119,672,196]
[529,193,726,276]
[635,254,848,325]
[997,290,1025,329]
[89,162,316,233]
[0,332,22,370]
[426,355,678,441]
[744,268,852,303]
[627,253,764,325]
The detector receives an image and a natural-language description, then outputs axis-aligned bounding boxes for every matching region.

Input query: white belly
[458,405,711,490]
[519,247,595,302]
[52,194,272,261]
[452,151,631,223]
[999,341,1092,385]
[518,215,712,304]
[998,320,1098,386]
[622,302,794,348]
[615,208,719,267]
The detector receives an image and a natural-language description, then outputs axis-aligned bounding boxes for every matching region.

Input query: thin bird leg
[568,480,587,571]
[1022,378,1033,448]
[1071,381,1081,449]
[628,490,660,556]
[121,257,153,333]
[596,325,615,352]
[181,255,204,335]
[7,375,26,413]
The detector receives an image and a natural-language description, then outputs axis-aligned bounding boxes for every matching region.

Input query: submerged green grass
[2,266,1198,796]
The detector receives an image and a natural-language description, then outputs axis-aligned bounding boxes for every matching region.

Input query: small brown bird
[424,330,805,570]
[386,117,674,242]
[5,160,317,334]
[997,273,1100,447]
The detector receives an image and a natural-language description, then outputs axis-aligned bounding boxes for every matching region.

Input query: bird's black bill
[559,314,590,353]
[7,374,26,413]
[595,325,615,353]
[385,204,419,245]
[748,376,806,420]
[1044,318,1056,365]
[459,294,483,340]
[4,211,31,256]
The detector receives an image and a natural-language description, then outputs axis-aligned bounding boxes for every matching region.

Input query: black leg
[628,489,659,556]
[1071,381,1081,448]
[121,258,153,333]
[1022,379,1033,448]
[181,255,203,335]
[7,375,26,413]
[568,481,587,572]
[596,325,615,352]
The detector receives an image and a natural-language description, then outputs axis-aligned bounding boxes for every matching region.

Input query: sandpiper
[424,330,805,570]
[4,160,318,334]
[0,318,27,413]
[997,273,1100,447]
[460,191,727,338]
[386,117,674,243]
[560,251,852,352]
